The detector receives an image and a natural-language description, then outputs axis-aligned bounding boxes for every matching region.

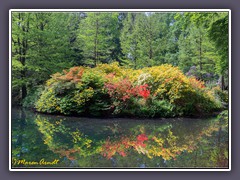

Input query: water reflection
[11,108,228,168]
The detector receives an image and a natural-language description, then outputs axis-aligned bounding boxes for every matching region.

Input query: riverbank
[12,105,227,120]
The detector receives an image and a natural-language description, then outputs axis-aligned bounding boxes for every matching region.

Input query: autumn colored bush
[35,63,222,117]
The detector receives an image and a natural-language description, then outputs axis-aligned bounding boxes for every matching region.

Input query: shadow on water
[11,108,229,168]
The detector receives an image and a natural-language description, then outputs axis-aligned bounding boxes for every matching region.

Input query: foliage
[208,14,229,75]
[36,63,222,117]
[175,12,229,88]
[138,64,221,115]
[22,86,44,108]
[212,86,228,108]
[217,110,228,126]
[35,87,61,113]
[12,12,229,113]
[35,64,112,116]
[120,13,175,68]
[77,12,120,66]
[12,12,82,104]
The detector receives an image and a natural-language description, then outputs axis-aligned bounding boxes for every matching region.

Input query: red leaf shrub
[104,78,151,103]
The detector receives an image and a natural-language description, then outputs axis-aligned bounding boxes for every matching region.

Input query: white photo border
[9,9,231,171]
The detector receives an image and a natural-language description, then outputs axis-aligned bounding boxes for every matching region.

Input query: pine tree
[120,13,140,69]
[12,12,76,103]
[178,22,218,81]
[77,12,119,66]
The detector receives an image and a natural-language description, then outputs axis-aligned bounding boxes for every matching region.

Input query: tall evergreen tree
[135,12,162,67]
[77,12,119,66]
[121,12,178,68]
[177,13,220,81]
[12,12,30,101]
[176,12,229,86]
[208,13,229,89]
[12,12,77,103]
[120,13,140,69]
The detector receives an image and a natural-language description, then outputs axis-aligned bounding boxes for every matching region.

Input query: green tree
[134,13,161,67]
[175,12,229,87]
[178,24,217,80]
[11,11,229,107]
[208,13,229,90]
[163,13,181,66]
[12,12,31,101]
[12,12,77,104]
[121,12,179,68]
[77,12,120,66]
[176,12,223,82]
[120,13,140,69]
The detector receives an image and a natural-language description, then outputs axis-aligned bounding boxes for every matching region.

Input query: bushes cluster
[35,63,222,117]
[212,86,228,108]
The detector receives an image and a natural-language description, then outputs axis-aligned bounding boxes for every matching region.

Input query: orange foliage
[56,67,85,83]
[189,77,205,89]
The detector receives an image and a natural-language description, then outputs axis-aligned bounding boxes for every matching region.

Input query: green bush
[130,99,177,118]
[35,66,111,116]
[22,86,44,108]
[212,86,228,108]
[151,99,176,117]
[35,87,61,113]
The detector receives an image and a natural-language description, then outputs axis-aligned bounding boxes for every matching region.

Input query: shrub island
[35,63,225,118]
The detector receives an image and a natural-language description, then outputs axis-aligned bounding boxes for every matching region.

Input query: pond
[11,108,229,169]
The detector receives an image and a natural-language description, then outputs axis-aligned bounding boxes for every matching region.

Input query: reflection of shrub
[35,116,96,159]
[36,63,222,117]
[217,110,228,121]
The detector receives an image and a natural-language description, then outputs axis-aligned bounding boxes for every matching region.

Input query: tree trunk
[221,75,225,91]
[18,13,29,100]
[21,70,27,100]
[134,43,137,69]
[94,15,99,67]
[199,36,203,80]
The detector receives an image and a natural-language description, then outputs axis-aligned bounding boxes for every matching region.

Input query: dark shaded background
[0,0,239,179]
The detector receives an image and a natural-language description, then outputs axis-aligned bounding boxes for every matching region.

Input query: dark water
[11,108,229,169]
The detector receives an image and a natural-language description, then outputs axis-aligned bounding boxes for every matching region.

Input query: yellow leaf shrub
[35,87,61,113]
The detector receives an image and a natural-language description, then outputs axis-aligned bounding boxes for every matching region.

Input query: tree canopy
[11,11,229,106]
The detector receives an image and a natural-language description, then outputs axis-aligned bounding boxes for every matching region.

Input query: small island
[12,11,229,119]
[35,63,226,118]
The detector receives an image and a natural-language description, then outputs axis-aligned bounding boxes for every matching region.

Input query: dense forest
[11,11,229,117]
